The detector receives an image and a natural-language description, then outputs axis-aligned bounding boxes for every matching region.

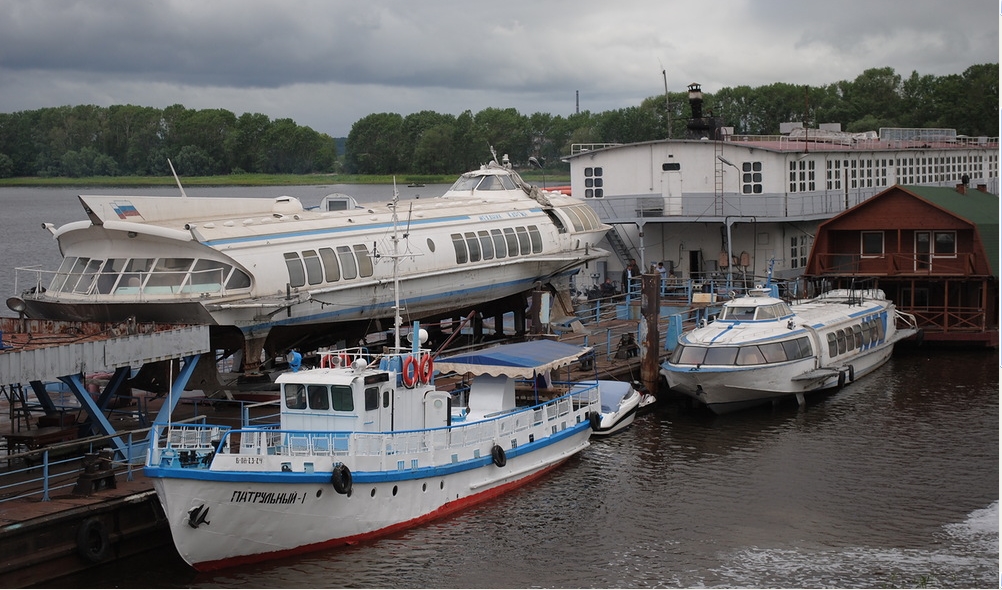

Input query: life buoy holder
[401,355,419,388]
[419,354,434,384]
[331,462,352,495]
[77,517,111,563]
[588,411,602,431]
[491,444,507,468]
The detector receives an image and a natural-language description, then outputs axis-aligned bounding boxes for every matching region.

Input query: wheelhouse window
[331,385,354,411]
[861,231,884,257]
[284,383,307,410]
[308,385,330,410]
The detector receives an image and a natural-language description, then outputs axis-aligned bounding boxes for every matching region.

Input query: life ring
[491,444,507,468]
[339,353,353,367]
[76,517,111,563]
[331,462,352,495]
[401,355,419,387]
[419,354,434,384]
[588,411,602,431]
[320,354,330,369]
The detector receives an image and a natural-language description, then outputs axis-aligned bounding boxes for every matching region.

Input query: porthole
[426,238,436,252]
[392,485,398,496]
[370,488,376,498]
[422,483,427,492]
[315,489,323,498]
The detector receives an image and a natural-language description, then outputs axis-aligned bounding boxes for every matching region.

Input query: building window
[861,231,884,257]
[742,161,762,194]
[933,231,956,256]
[790,235,809,269]
[584,167,604,198]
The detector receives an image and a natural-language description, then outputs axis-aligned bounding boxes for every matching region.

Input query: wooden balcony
[810,252,984,277]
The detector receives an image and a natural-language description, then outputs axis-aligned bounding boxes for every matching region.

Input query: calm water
[4,188,998,588]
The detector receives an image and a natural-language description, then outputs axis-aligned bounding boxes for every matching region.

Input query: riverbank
[0,170,569,188]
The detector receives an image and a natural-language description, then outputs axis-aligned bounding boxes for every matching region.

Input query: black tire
[491,444,507,468]
[847,364,855,382]
[589,411,602,431]
[331,463,353,495]
[77,517,111,563]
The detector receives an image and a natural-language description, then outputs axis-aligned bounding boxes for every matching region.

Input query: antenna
[659,59,671,139]
[167,159,189,198]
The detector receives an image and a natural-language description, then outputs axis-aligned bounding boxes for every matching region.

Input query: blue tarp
[435,339,591,378]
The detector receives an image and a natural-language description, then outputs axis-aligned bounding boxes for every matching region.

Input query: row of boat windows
[284,244,374,288]
[826,317,886,357]
[719,301,793,321]
[452,225,542,264]
[670,336,814,366]
[47,256,251,295]
[284,383,387,412]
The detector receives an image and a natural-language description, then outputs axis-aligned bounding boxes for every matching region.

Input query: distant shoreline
[0,171,569,188]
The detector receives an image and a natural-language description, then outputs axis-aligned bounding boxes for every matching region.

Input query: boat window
[723,306,757,321]
[225,268,251,290]
[284,253,306,288]
[759,342,787,363]
[117,258,153,293]
[500,175,518,190]
[451,233,468,264]
[308,385,330,410]
[353,244,373,277]
[528,225,543,253]
[337,245,357,279]
[477,175,504,190]
[464,232,481,262]
[147,258,194,292]
[188,260,230,293]
[478,230,494,260]
[515,227,531,255]
[756,305,779,320]
[836,330,846,354]
[562,207,586,232]
[736,346,767,365]
[49,257,77,293]
[301,250,323,285]
[71,258,102,294]
[364,386,379,411]
[284,383,307,410]
[852,325,863,348]
[382,389,390,408]
[331,385,353,411]
[490,229,507,258]
[503,228,519,256]
[319,247,340,282]
[96,259,126,294]
[676,345,707,365]
[704,347,738,365]
[827,333,838,357]
[449,174,481,192]
[874,318,886,341]
[783,337,812,360]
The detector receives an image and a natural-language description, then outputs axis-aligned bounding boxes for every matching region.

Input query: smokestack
[956,183,967,195]
[977,184,988,193]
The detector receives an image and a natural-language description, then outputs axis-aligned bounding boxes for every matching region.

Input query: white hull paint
[662,287,918,414]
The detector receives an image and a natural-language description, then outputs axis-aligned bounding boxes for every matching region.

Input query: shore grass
[0,171,570,187]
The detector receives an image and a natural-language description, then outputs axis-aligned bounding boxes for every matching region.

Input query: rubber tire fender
[588,411,602,431]
[847,364,855,383]
[77,516,111,563]
[491,444,507,468]
[331,463,353,495]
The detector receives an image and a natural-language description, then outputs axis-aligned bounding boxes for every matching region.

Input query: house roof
[900,185,999,277]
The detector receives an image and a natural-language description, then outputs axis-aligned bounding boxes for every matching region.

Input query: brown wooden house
[803,183,998,347]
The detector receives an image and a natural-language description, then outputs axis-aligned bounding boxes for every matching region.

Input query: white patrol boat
[145,337,603,571]
[13,152,609,374]
[661,285,919,414]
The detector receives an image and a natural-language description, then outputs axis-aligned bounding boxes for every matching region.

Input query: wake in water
[713,501,999,588]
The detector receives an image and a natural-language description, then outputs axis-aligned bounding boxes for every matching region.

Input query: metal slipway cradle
[0,321,210,462]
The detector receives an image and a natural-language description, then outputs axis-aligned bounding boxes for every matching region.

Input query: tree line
[0,63,995,179]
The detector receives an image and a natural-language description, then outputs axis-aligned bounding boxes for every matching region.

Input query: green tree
[344,113,406,174]
[0,152,13,178]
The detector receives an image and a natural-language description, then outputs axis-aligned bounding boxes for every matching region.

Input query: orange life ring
[401,355,419,388]
[339,353,353,367]
[320,354,330,368]
[419,354,434,383]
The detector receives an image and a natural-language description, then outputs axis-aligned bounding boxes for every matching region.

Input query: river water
[2,187,998,588]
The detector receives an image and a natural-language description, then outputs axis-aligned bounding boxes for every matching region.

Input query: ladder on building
[714,140,725,215]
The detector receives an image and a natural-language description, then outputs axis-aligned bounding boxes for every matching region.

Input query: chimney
[977,184,988,193]
[956,183,967,195]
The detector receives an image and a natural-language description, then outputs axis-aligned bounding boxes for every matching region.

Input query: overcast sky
[1,0,997,138]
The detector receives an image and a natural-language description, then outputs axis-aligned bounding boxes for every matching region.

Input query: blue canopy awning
[435,339,592,378]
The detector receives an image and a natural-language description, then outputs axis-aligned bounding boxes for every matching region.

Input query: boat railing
[14,266,233,301]
[148,385,599,471]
